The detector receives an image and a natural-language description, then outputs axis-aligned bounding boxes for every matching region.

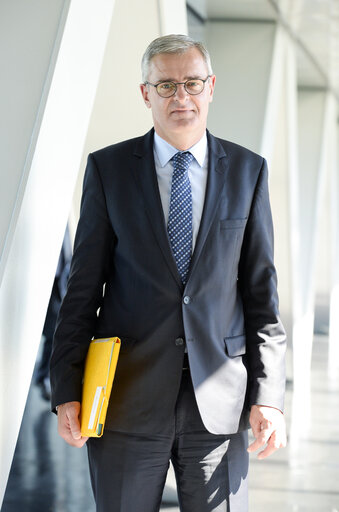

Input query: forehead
[148,47,208,81]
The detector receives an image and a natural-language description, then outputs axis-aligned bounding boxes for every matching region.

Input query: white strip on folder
[88,386,103,430]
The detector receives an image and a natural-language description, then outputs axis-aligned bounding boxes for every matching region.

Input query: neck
[154,128,206,151]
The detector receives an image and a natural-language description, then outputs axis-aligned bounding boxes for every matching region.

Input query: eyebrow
[154,76,205,83]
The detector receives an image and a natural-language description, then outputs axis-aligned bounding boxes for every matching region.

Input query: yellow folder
[80,337,121,437]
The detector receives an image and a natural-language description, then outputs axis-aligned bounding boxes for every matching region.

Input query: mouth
[170,109,194,115]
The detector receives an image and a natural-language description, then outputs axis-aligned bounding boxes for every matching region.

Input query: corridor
[2,333,339,512]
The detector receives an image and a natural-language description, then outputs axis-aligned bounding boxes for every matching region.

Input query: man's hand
[57,401,89,448]
[247,404,286,459]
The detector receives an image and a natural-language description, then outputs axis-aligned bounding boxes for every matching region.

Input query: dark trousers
[87,369,249,512]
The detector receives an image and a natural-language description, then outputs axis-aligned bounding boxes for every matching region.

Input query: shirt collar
[154,131,207,168]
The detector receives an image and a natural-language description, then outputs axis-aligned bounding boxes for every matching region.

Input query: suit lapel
[187,132,228,283]
[132,129,183,289]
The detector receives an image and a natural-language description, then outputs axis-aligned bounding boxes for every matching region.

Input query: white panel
[70,0,162,230]
[187,0,207,19]
[187,6,206,42]
[292,88,325,391]
[292,91,334,393]
[0,0,116,504]
[206,0,276,20]
[327,101,339,371]
[266,44,293,338]
[205,21,276,152]
[158,0,188,35]
[298,90,326,308]
[0,0,69,283]
[262,33,299,386]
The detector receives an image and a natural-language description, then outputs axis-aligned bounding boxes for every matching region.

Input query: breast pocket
[219,219,247,282]
[220,218,247,230]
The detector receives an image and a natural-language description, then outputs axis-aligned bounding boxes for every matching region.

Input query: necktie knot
[172,151,194,173]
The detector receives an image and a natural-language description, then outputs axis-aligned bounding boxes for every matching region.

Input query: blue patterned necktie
[167,151,194,285]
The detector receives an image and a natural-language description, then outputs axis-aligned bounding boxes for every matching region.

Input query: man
[50,34,287,511]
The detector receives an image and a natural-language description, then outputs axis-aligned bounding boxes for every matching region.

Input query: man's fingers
[247,423,274,453]
[250,424,287,459]
[68,411,81,440]
[257,430,286,459]
[60,430,88,448]
[57,401,88,448]
[248,405,287,459]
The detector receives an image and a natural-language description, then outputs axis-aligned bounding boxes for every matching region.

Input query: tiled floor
[2,334,339,511]
[247,334,339,512]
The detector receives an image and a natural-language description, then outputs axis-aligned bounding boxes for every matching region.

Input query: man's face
[140,47,216,145]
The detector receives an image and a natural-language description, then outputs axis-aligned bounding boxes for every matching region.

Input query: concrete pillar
[0,0,116,504]
[204,21,298,382]
[327,103,339,375]
[69,0,161,231]
[0,0,70,283]
[294,88,326,380]
[295,90,333,388]
[205,20,277,152]
[261,28,299,358]
[70,0,189,229]
[158,0,188,35]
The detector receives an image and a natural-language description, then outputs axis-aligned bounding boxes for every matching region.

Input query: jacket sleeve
[50,154,115,411]
[238,158,286,411]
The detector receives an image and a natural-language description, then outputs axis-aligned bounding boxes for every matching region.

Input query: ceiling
[187,0,339,97]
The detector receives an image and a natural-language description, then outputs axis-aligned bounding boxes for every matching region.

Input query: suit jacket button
[183,296,191,305]
[175,337,184,346]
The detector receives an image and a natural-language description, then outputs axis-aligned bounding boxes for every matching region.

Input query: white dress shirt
[153,131,208,251]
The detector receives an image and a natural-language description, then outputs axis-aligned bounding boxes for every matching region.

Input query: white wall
[70,0,189,228]
[328,121,339,369]
[203,20,296,358]
[205,21,276,152]
[70,0,161,232]
[0,0,116,504]
[0,0,70,283]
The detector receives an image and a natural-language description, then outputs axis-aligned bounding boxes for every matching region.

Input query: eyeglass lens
[156,79,205,97]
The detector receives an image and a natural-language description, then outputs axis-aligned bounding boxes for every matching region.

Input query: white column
[205,20,277,152]
[295,90,333,388]
[261,28,299,356]
[327,102,339,374]
[294,87,325,383]
[0,0,116,505]
[69,0,161,228]
[158,0,188,35]
[70,0,189,229]
[205,21,298,380]
[0,0,70,284]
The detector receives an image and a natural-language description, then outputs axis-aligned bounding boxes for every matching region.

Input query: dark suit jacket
[50,128,286,435]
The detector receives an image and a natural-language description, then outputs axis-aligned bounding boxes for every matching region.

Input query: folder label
[88,386,103,430]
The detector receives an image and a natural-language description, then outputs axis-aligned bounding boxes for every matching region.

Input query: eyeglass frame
[144,76,212,98]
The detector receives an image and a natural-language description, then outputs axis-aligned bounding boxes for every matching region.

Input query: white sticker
[88,386,103,430]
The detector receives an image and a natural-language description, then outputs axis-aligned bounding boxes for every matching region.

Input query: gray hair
[141,34,213,83]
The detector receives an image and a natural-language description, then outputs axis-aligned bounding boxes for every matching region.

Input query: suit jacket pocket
[220,218,247,230]
[224,334,246,357]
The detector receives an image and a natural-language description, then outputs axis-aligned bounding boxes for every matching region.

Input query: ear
[140,83,152,109]
[208,75,216,103]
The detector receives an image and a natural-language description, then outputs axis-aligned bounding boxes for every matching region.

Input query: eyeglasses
[144,76,211,98]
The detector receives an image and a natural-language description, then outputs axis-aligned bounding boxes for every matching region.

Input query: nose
[173,83,189,100]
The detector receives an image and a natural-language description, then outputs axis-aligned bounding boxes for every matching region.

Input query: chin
[171,118,198,130]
